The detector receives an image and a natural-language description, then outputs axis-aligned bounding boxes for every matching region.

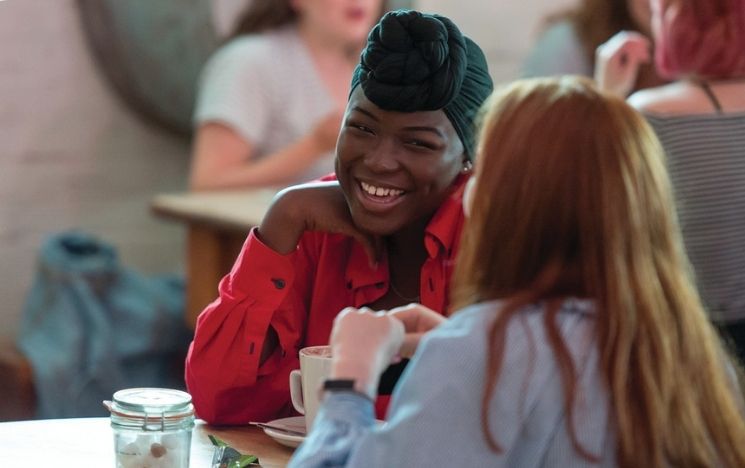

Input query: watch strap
[322,378,356,392]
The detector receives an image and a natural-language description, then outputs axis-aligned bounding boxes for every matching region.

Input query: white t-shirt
[194,25,337,184]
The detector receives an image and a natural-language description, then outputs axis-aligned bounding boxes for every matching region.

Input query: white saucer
[262,416,388,449]
[262,416,306,448]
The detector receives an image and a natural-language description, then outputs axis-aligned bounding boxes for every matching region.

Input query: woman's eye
[405,139,436,150]
[350,123,374,134]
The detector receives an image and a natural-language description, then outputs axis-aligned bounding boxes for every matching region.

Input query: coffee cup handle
[289,369,305,415]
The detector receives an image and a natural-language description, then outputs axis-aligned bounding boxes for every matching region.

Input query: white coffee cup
[289,345,333,432]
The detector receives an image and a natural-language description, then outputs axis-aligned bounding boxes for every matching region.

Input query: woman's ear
[463,176,476,218]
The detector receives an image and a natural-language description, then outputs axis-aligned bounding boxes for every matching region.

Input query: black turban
[350,9,493,160]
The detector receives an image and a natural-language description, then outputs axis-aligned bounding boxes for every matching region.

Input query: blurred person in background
[185,9,493,424]
[523,0,666,94]
[290,77,745,467]
[596,0,745,362]
[189,0,385,190]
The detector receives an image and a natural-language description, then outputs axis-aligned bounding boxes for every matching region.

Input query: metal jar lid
[104,388,194,431]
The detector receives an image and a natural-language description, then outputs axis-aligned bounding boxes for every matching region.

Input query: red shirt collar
[344,173,469,292]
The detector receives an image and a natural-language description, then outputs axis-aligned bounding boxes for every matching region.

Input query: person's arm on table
[289,307,473,468]
[184,228,311,424]
[189,113,341,191]
[189,38,343,191]
[291,305,609,467]
[185,184,380,424]
[185,186,320,424]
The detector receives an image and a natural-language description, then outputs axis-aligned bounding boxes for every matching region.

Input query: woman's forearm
[190,123,329,191]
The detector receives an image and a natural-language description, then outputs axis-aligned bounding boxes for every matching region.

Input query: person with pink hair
[596,0,745,361]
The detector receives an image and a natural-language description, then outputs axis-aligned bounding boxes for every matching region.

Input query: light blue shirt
[289,299,618,467]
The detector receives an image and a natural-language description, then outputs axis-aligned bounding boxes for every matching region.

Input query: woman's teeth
[360,181,403,197]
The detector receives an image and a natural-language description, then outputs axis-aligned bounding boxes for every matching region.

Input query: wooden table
[151,190,278,329]
[0,417,294,467]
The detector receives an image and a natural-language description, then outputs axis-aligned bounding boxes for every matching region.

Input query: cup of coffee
[289,345,333,432]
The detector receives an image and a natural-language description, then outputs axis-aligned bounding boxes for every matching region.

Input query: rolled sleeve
[290,392,376,468]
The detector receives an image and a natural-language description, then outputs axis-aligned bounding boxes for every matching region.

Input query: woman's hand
[595,31,651,97]
[329,307,405,398]
[388,303,447,358]
[256,181,382,265]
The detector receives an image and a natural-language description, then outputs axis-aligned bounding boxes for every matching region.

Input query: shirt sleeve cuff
[289,393,376,467]
[317,391,376,427]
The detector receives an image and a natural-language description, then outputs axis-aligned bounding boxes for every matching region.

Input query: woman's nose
[364,138,399,172]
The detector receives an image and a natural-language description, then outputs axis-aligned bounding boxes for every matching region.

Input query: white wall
[0,0,189,340]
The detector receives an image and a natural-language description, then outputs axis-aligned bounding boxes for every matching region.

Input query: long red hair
[454,77,745,467]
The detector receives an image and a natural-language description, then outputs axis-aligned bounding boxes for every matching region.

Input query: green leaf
[209,434,229,447]
[238,454,259,466]
[208,434,259,466]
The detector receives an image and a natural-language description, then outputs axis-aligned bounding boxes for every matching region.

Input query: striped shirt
[194,26,336,184]
[646,113,745,323]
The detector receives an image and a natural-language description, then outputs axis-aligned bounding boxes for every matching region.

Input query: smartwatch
[322,378,356,392]
[320,378,374,402]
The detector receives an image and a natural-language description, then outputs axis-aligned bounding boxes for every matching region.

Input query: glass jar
[104,388,195,468]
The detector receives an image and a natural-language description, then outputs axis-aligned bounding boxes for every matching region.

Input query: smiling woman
[336,88,464,236]
[185,9,493,425]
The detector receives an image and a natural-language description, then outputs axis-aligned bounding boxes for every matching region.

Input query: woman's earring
[461,160,473,174]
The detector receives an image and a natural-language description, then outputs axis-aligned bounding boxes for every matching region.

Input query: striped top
[646,113,745,322]
[194,26,337,184]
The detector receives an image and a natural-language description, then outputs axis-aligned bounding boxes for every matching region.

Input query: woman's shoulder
[446,298,593,325]
[208,26,300,67]
[429,299,595,348]
[629,82,703,115]
[630,81,745,117]
[211,32,283,63]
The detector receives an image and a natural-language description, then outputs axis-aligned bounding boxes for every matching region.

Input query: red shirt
[185,175,468,424]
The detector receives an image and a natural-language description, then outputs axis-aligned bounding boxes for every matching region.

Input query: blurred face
[336,87,466,235]
[293,0,382,45]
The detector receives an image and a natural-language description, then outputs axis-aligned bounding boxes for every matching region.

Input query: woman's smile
[353,178,408,214]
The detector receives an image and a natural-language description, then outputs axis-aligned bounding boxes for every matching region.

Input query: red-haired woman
[289,77,745,467]
[596,0,745,362]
